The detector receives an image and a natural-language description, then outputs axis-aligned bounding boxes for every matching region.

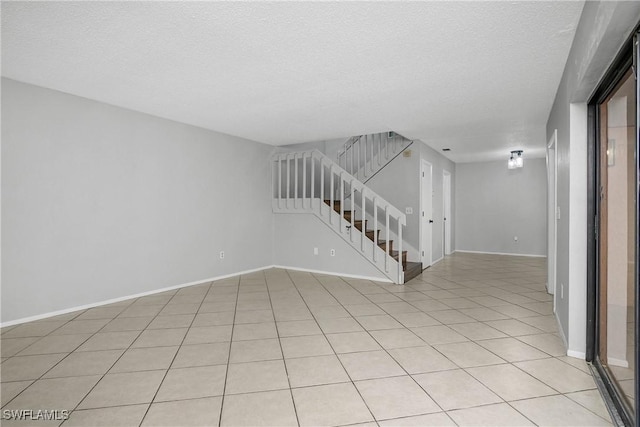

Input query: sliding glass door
[591,30,639,426]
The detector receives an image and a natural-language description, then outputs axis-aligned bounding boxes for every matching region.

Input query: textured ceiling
[2,1,584,163]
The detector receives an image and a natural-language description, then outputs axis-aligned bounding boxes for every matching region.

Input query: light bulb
[515,155,523,168]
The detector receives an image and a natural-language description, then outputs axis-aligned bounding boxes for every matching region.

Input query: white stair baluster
[320,160,324,214]
[385,207,390,272]
[302,153,307,209]
[373,197,378,263]
[361,189,366,251]
[294,153,299,209]
[350,181,355,242]
[363,135,367,178]
[398,220,403,284]
[277,156,282,210]
[286,154,291,209]
[311,154,315,209]
[329,164,334,225]
[340,173,345,233]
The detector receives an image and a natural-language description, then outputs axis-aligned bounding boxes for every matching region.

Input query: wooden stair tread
[390,250,408,257]
[377,240,393,252]
[365,230,381,239]
[352,220,365,230]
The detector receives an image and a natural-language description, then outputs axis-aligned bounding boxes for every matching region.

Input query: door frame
[546,130,558,310]
[420,159,433,268]
[586,27,639,426]
[443,170,452,256]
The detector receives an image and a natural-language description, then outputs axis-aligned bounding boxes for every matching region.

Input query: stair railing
[272,149,406,284]
[337,132,412,182]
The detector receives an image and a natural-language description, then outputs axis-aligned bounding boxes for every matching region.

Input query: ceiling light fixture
[508,150,524,169]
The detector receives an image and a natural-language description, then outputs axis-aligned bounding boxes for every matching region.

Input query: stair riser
[403,262,423,283]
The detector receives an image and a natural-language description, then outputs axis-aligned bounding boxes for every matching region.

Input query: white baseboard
[1,265,274,327]
[606,357,629,368]
[567,349,587,360]
[554,302,588,360]
[553,313,572,357]
[430,256,444,266]
[273,265,391,283]
[454,249,546,258]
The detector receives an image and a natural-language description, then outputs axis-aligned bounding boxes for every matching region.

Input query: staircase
[272,147,422,284]
[323,199,423,283]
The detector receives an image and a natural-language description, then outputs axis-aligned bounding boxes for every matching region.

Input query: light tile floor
[1,253,613,426]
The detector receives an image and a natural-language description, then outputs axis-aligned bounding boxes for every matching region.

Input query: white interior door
[547,130,558,303]
[421,160,433,267]
[443,170,452,255]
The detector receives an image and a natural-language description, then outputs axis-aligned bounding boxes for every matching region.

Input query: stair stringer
[273,198,403,284]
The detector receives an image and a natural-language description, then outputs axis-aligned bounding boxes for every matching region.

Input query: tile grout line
[317,273,457,419]
[216,274,241,427]
[326,268,577,424]
[263,269,301,427]
[64,291,183,423]
[138,281,214,426]
[283,269,380,425]
[3,299,149,415]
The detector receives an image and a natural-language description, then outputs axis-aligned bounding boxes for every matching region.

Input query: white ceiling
[1,1,584,163]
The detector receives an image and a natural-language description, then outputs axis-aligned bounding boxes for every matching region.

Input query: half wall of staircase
[273,213,389,281]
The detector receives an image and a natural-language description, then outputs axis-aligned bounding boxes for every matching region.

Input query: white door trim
[443,170,452,256]
[546,129,558,312]
[420,160,433,268]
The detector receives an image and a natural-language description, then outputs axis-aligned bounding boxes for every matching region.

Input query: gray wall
[273,214,386,281]
[545,1,640,356]
[365,141,456,264]
[421,142,456,262]
[2,78,274,323]
[455,158,547,256]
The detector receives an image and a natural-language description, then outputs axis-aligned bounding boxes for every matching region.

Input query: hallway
[1,253,611,426]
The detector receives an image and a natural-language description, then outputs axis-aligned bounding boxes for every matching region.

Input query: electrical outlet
[313,247,318,255]
[219,251,225,260]
[561,283,564,299]
[330,249,336,257]
[405,207,413,215]
[514,236,518,242]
